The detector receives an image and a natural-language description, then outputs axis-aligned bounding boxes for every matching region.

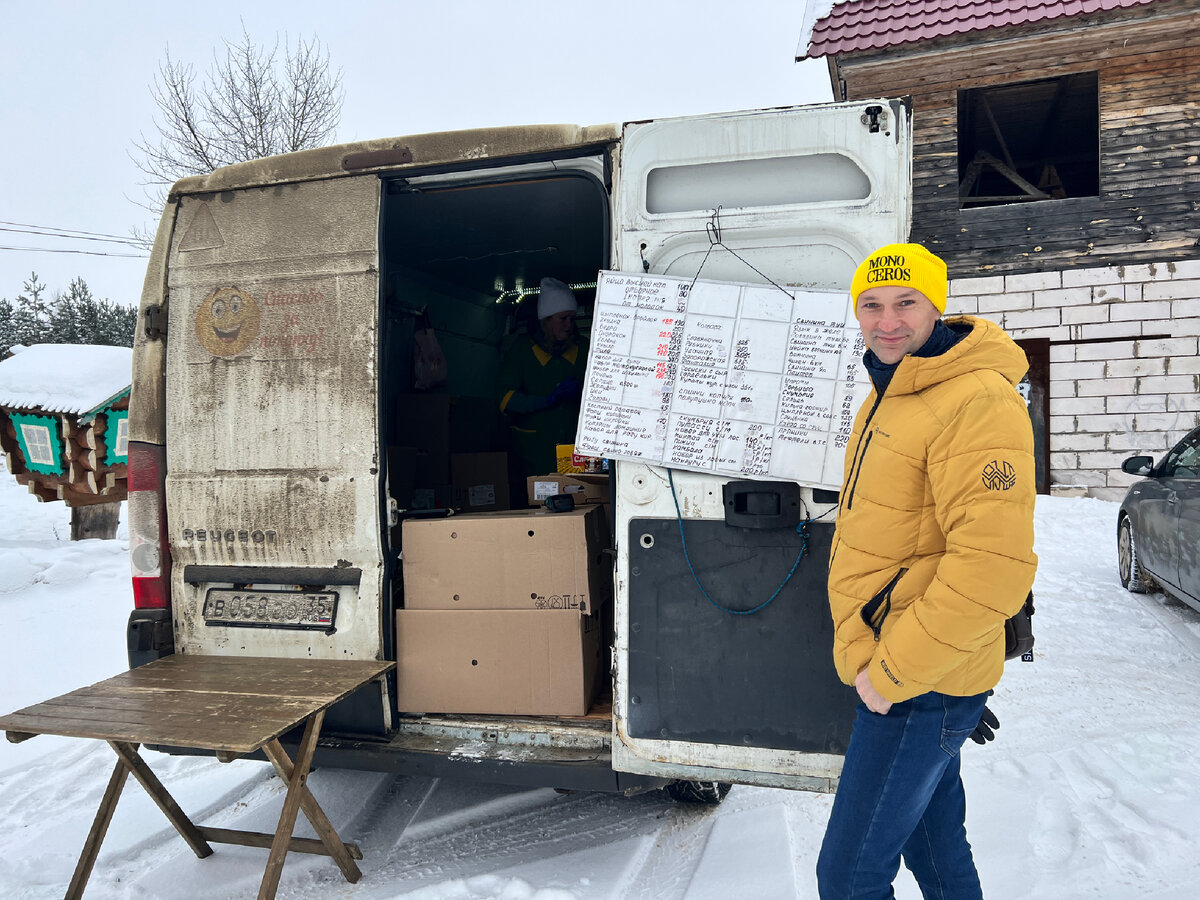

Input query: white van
[127,99,911,800]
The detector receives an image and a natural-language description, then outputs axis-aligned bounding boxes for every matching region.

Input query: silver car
[1117,424,1200,613]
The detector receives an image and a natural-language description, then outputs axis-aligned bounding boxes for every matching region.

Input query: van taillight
[128,441,171,610]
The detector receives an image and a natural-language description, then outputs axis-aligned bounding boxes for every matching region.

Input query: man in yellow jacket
[817,243,1038,900]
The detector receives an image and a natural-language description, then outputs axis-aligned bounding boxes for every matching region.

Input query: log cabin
[801,0,1200,498]
[0,344,130,531]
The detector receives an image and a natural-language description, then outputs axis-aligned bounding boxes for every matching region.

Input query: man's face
[542,310,576,343]
[855,285,941,365]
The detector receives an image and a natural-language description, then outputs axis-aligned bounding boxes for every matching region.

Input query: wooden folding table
[0,655,394,899]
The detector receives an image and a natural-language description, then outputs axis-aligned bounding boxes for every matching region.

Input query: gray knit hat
[537,277,578,319]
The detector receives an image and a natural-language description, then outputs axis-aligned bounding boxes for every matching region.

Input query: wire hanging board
[574,270,871,490]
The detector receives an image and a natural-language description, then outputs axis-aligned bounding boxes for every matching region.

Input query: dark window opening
[958,73,1099,209]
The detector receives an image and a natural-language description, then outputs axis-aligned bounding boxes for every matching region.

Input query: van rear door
[162,175,386,672]
[609,100,911,790]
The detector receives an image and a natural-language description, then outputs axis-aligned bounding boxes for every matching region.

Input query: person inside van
[497,277,589,479]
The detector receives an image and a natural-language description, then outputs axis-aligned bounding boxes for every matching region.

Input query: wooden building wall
[0,401,128,507]
[832,3,1200,277]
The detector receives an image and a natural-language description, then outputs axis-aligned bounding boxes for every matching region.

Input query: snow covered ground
[2,455,1199,899]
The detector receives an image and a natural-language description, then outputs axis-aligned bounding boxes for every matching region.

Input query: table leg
[108,741,214,860]
[66,755,130,900]
[258,709,361,900]
[261,739,363,882]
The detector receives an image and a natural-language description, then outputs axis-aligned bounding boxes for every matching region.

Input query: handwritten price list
[574,271,869,489]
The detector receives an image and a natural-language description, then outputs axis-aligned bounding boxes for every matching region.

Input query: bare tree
[131,29,343,211]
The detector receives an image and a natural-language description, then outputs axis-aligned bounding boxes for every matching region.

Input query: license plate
[202,589,338,631]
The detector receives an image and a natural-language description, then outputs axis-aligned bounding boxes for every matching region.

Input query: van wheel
[1118,516,1147,593]
[664,780,732,804]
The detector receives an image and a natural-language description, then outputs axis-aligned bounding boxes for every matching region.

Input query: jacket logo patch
[982,460,1017,491]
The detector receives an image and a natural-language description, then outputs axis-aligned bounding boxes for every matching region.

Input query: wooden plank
[258,712,354,899]
[1,698,317,754]
[262,738,363,883]
[109,741,214,859]
[111,655,392,698]
[36,690,316,717]
[66,756,131,900]
[841,16,1200,95]
[199,826,363,860]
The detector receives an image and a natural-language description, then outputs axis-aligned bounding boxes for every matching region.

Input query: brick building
[801,0,1200,498]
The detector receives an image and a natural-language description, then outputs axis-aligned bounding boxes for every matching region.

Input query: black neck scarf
[863,319,968,395]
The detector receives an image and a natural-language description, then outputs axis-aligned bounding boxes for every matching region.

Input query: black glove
[969,704,999,745]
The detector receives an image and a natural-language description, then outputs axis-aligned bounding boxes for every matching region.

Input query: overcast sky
[0,1,833,308]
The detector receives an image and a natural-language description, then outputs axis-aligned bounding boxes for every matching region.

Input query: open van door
[609,100,911,791]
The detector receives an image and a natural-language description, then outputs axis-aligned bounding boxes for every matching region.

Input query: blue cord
[667,469,809,616]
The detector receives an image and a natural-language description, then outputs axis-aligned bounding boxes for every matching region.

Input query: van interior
[377,156,614,722]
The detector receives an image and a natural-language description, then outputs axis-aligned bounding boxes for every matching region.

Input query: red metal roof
[804,0,1163,58]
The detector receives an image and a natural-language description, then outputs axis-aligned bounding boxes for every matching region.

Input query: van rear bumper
[147,735,666,795]
[309,733,667,795]
[145,709,667,794]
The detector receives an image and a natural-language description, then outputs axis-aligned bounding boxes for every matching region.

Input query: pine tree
[12,273,50,347]
[49,281,84,344]
[68,279,104,345]
[5,274,136,351]
[0,298,15,357]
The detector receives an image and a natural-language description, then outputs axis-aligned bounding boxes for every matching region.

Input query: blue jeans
[816,691,989,900]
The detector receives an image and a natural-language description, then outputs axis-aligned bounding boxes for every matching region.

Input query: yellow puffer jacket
[828,315,1038,703]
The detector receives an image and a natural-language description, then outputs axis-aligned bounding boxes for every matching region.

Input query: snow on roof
[801,0,1162,59]
[0,344,132,417]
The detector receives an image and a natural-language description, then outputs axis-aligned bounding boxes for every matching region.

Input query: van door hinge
[861,105,887,134]
[143,304,167,340]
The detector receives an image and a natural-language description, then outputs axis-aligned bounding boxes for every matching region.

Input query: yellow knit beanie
[850,243,948,315]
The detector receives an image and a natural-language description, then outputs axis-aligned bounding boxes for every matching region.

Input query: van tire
[664,780,732,804]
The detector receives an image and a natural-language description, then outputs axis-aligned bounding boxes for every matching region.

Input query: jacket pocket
[859,567,908,641]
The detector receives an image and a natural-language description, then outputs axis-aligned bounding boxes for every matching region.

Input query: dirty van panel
[617,99,910,290]
[164,175,385,663]
[609,101,911,790]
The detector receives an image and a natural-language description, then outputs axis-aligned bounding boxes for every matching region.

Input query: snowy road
[2,458,1199,899]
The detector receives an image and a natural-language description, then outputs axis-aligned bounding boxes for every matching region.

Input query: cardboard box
[395,608,600,716]
[452,451,510,512]
[526,472,609,507]
[402,505,611,612]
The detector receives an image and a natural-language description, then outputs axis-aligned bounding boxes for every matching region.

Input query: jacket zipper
[859,567,908,641]
[843,391,885,512]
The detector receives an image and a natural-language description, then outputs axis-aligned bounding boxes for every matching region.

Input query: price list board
[574,270,870,490]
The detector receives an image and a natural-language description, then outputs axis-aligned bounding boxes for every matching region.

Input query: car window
[1161,429,1200,478]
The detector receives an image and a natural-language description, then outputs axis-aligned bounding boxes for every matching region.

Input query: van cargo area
[368,156,640,788]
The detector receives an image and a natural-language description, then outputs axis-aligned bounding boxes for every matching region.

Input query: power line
[0,226,146,249]
[0,244,148,259]
[0,219,142,243]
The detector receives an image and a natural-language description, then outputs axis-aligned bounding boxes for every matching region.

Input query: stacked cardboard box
[525,472,609,508]
[396,505,610,716]
[451,451,509,512]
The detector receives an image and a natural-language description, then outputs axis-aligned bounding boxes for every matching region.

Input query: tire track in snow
[612,804,719,900]
[1131,588,1200,660]
[293,786,683,897]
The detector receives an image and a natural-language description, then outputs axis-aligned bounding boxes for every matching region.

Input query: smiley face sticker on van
[194,287,261,357]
